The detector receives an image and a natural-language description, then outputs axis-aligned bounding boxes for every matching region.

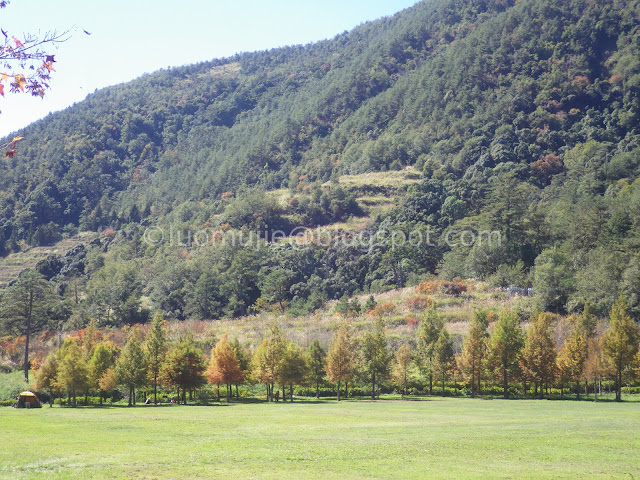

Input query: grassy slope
[0,233,97,287]
[161,284,534,351]
[0,397,638,479]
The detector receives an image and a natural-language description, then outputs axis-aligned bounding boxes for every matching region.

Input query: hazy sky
[0,0,419,137]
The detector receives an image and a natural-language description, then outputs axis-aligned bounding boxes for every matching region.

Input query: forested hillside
[2,0,640,323]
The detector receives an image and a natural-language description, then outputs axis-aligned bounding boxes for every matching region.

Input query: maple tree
[0,2,66,103]
[0,1,68,156]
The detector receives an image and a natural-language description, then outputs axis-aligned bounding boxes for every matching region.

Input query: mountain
[1,0,640,323]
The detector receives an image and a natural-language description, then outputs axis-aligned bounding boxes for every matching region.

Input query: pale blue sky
[0,0,419,137]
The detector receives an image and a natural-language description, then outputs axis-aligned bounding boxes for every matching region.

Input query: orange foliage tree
[207,334,243,401]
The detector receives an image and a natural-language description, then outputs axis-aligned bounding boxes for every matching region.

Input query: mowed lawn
[0,397,639,480]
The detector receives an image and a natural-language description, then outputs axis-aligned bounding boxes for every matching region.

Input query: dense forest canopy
[1,0,640,322]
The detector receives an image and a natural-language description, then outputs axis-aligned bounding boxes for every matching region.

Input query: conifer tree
[56,341,89,407]
[603,296,639,401]
[146,312,168,403]
[307,340,326,399]
[488,310,524,399]
[326,324,355,401]
[459,310,489,397]
[417,306,444,395]
[392,343,412,399]
[521,313,557,398]
[207,334,243,401]
[433,327,454,396]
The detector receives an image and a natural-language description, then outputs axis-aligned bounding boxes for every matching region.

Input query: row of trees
[34,295,640,406]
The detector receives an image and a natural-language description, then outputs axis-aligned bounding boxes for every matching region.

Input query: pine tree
[603,296,639,401]
[0,270,57,382]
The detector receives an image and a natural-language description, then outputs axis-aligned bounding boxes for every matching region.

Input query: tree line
[30,294,640,406]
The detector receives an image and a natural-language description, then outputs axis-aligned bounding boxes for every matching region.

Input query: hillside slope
[1,0,640,321]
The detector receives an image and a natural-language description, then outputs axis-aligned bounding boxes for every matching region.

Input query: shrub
[405,296,434,312]
[370,302,396,317]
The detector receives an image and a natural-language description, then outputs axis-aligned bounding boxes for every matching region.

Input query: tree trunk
[503,368,508,399]
[23,328,30,383]
[289,384,294,402]
[337,381,341,401]
[442,371,445,396]
[371,372,376,400]
[315,381,319,399]
[429,372,433,396]
[153,376,158,404]
[471,369,476,398]
[576,380,580,400]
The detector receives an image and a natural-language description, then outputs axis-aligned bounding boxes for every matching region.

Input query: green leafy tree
[35,352,59,406]
[230,337,250,398]
[56,340,89,407]
[89,341,118,404]
[260,268,294,313]
[488,310,524,399]
[417,306,444,395]
[360,319,391,399]
[433,327,455,396]
[307,340,326,399]
[161,336,206,405]
[603,296,639,401]
[459,310,489,397]
[392,343,413,398]
[533,248,574,313]
[251,325,286,401]
[279,341,308,402]
[116,330,148,406]
[146,312,168,403]
[0,269,56,382]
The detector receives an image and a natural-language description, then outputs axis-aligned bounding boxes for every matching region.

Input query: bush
[405,296,433,312]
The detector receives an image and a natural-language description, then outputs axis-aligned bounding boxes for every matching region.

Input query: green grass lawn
[1,397,638,480]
